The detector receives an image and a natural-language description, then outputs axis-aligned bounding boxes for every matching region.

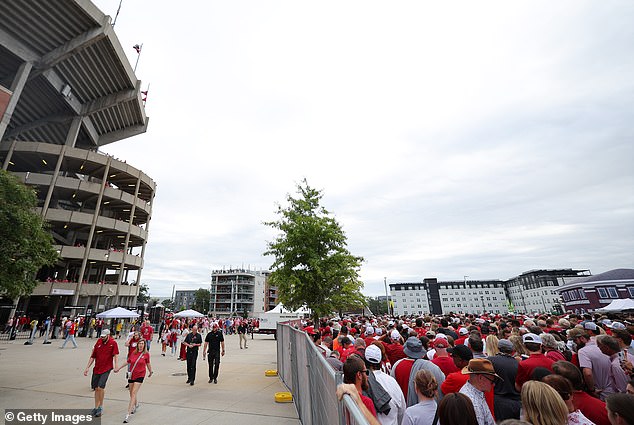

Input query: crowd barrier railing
[277,322,370,425]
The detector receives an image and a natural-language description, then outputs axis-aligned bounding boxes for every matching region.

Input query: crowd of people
[79,315,257,422]
[316,312,634,425]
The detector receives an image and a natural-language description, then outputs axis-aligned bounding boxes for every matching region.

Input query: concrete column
[65,116,82,147]
[1,139,18,170]
[131,189,154,306]
[115,174,141,306]
[0,61,32,141]
[41,144,67,218]
[73,156,111,305]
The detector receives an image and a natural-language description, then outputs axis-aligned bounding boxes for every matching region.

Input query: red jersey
[127,351,150,380]
[361,393,377,418]
[572,390,610,425]
[384,342,406,365]
[392,358,416,399]
[140,324,153,341]
[515,353,555,389]
[91,337,119,374]
[455,336,467,346]
[432,356,459,376]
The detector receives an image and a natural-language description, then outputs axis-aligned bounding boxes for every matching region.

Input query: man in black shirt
[203,323,225,384]
[184,325,202,385]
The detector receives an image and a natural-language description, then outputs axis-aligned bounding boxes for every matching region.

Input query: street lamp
[384,277,389,315]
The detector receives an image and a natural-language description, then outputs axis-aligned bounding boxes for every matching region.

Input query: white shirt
[372,369,406,425]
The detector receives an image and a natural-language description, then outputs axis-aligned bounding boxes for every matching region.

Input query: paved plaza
[0,333,300,425]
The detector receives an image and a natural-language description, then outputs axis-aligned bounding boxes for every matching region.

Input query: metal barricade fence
[277,322,370,425]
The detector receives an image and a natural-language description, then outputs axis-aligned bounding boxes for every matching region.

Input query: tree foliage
[193,288,210,313]
[367,297,389,315]
[137,283,151,303]
[162,298,175,311]
[264,180,366,322]
[0,170,58,298]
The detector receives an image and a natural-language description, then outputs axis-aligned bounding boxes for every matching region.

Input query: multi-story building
[0,2,154,322]
[556,268,634,313]
[390,269,591,316]
[505,269,590,314]
[210,269,269,317]
[390,278,506,316]
[174,290,197,311]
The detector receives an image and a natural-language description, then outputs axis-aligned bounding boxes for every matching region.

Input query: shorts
[128,377,144,384]
[91,370,111,389]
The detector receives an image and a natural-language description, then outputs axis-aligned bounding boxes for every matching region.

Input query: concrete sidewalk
[0,333,300,425]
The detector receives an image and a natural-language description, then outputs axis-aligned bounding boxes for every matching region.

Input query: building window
[607,287,618,298]
[577,289,586,299]
[597,288,608,299]
[629,287,634,298]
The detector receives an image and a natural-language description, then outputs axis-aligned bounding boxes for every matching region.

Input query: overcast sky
[93,1,634,298]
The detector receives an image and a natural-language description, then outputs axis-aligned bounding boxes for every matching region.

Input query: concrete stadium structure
[0,1,155,320]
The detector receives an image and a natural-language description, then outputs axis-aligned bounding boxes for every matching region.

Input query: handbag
[126,353,144,380]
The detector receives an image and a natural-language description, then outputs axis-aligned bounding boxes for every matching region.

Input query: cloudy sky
[93,0,634,298]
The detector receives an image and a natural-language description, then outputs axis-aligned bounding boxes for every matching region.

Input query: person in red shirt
[552,360,610,425]
[431,337,459,376]
[363,326,376,347]
[140,320,154,351]
[342,354,377,419]
[115,338,153,423]
[383,329,406,365]
[338,337,356,363]
[391,337,426,400]
[60,319,78,349]
[83,329,119,418]
[455,327,469,346]
[515,333,555,391]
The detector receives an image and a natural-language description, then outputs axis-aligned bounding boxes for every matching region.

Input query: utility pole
[384,277,389,315]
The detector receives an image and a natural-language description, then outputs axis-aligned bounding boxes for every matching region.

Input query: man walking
[60,318,78,348]
[237,320,248,349]
[184,325,202,385]
[203,323,225,384]
[83,329,119,418]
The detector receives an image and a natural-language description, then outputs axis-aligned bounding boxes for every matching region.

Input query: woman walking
[115,338,152,423]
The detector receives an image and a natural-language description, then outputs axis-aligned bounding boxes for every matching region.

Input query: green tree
[162,299,175,311]
[137,283,150,304]
[264,180,366,326]
[193,288,210,313]
[0,170,58,298]
[367,297,389,315]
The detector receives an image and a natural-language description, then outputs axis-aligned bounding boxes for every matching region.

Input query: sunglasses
[359,369,369,376]
[481,375,496,384]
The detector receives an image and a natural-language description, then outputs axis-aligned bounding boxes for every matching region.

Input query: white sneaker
[123,414,130,423]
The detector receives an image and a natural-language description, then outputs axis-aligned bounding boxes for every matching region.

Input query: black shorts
[91,370,111,389]
[128,377,144,384]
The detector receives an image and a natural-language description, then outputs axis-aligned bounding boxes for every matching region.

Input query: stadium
[0,0,154,322]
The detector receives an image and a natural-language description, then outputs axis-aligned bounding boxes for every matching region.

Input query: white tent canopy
[96,307,140,319]
[596,298,634,313]
[173,309,205,318]
[267,303,311,315]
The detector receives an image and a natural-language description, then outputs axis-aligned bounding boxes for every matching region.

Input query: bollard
[24,326,37,345]
[43,320,52,344]
[9,323,17,340]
